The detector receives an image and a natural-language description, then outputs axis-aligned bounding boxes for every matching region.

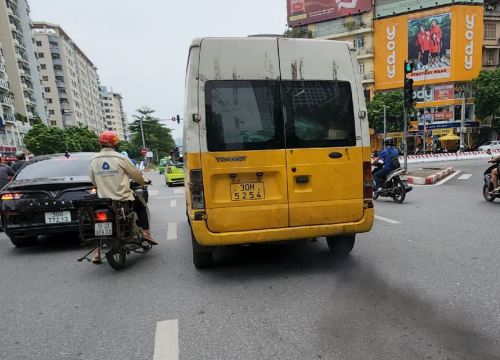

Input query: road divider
[401,150,500,164]
[407,167,454,185]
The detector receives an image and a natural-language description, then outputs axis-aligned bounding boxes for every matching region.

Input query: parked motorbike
[372,161,413,203]
[76,182,152,270]
[483,158,500,202]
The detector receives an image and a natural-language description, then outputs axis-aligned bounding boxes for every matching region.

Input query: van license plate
[95,222,112,236]
[230,182,265,201]
[44,211,71,224]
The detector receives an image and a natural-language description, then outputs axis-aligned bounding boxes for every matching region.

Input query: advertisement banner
[433,84,454,100]
[287,0,372,27]
[374,0,483,20]
[374,5,484,90]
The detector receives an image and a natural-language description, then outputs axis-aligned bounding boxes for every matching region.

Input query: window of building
[49,110,55,115]
[42,75,48,81]
[47,98,53,104]
[358,63,365,76]
[36,41,42,47]
[40,64,46,70]
[485,22,496,40]
[39,52,44,58]
[354,35,364,49]
[44,87,50,93]
[50,121,57,126]
[483,49,497,66]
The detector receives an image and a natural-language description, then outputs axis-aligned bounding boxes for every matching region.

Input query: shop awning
[439,134,460,141]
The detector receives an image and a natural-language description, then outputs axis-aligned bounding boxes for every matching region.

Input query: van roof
[190,37,353,49]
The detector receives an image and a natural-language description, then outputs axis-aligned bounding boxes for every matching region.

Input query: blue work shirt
[379,147,399,170]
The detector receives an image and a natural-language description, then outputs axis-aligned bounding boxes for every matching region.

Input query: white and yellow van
[183,37,374,268]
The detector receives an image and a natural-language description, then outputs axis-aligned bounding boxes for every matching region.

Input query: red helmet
[99,131,120,147]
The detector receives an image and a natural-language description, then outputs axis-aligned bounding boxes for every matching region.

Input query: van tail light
[1,193,22,200]
[95,209,110,222]
[189,169,205,210]
[363,161,373,199]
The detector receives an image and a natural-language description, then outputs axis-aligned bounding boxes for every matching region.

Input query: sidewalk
[401,150,500,164]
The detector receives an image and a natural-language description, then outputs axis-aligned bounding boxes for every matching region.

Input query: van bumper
[191,208,374,246]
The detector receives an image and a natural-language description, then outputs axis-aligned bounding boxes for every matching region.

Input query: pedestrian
[11,151,26,173]
[0,158,15,190]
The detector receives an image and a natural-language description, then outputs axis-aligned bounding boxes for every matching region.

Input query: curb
[401,149,500,164]
[407,167,454,185]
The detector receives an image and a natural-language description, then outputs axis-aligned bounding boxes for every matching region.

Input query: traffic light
[404,78,414,108]
[176,114,180,124]
[404,61,414,75]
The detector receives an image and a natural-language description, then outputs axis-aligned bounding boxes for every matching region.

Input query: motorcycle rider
[11,151,26,173]
[373,138,399,194]
[89,131,157,264]
[489,154,500,194]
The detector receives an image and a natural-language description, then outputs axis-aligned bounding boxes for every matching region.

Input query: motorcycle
[76,182,152,270]
[372,161,413,204]
[483,158,500,202]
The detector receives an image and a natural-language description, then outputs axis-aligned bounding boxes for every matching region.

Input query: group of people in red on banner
[415,19,443,69]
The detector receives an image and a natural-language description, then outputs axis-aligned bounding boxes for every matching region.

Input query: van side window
[283,81,356,148]
[205,80,284,151]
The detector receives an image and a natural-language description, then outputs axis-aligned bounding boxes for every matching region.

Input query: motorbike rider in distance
[11,151,26,173]
[489,153,500,195]
[89,131,157,264]
[373,138,400,194]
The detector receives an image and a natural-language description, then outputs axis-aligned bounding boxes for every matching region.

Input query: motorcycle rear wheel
[483,184,495,202]
[392,178,406,204]
[106,249,127,270]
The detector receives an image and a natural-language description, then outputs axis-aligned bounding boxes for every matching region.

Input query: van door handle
[329,152,343,159]
[295,176,309,184]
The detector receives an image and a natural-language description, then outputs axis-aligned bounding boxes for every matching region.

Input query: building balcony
[362,71,375,83]
[9,23,17,32]
[0,64,5,74]
[7,7,14,16]
[54,69,64,77]
[0,79,9,90]
[355,48,374,59]
[27,111,34,118]
[1,96,14,107]
[50,46,60,55]
[56,81,65,87]
[4,113,16,124]
[52,58,62,66]
[15,53,22,61]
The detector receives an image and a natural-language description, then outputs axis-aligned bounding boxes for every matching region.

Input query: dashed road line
[149,195,184,200]
[170,199,177,208]
[153,319,179,360]
[173,188,184,195]
[375,215,401,225]
[167,223,177,240]
[458,173,472,180]
[149,189,160,196]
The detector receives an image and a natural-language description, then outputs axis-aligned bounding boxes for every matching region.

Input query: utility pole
[403,109,408,171]
[459,96,466,152]
[383,105,387,139]
[403,60,415,173]
[139,116,146,149]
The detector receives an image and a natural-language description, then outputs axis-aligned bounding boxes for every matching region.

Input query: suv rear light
[189,169,205,210]
[363,161,373,199]
[1,193,22,200]
[95,209,110,222]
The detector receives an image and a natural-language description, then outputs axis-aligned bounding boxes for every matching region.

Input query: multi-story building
[100,86,127,140]
[483,1,500,70]
[34,22,104,134]
[0,40,17,147]
[0,0,47,148]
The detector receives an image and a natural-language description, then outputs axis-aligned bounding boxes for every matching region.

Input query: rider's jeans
[373,167,391,190]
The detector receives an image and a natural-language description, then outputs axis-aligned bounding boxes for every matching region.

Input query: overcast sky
[30,0,287,143]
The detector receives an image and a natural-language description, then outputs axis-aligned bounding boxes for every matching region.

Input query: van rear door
[278,39,365,227]
[198,38,289,233]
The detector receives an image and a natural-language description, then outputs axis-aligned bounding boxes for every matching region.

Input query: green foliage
[283,27,313,39]
[127,106,176,161]
[24,123,100,155]
[367,91,406,132]
[473,69,500,126]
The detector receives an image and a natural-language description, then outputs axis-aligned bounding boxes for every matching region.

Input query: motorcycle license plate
[45,211,71,224]
[95,222,112,236]
[230,182,265,201]
[400,175,408,181]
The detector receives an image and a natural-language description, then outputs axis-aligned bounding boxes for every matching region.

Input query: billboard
[374,0,483,19]
[374,5,484,90]
[287,0,372,27]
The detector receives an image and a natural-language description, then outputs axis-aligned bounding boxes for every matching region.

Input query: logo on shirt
[102,162,111,170]
[96,161,119,176]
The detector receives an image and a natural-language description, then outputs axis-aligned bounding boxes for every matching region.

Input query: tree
[128,106,176,161]
[283,27,313,39]
[367,91,406,132]
[473,69,500,130]
[24,122,100,155]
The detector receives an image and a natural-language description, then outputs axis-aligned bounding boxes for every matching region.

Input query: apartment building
[100,86,127,140]
[483,1,500,70]
[34,22,104,134]
[0,0,47,148]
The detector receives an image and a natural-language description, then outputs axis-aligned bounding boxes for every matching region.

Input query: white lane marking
[375,215,401,224]
[149,195,184,200]
[170,199,177,208]
[153,319,179,360]
[149,189,160,196]
[458,174,472,180]
[167,223,177,240]
[173,188,184,195]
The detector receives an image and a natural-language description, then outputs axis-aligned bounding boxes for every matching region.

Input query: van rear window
[283,81,356,148]
[205,81,284,151]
